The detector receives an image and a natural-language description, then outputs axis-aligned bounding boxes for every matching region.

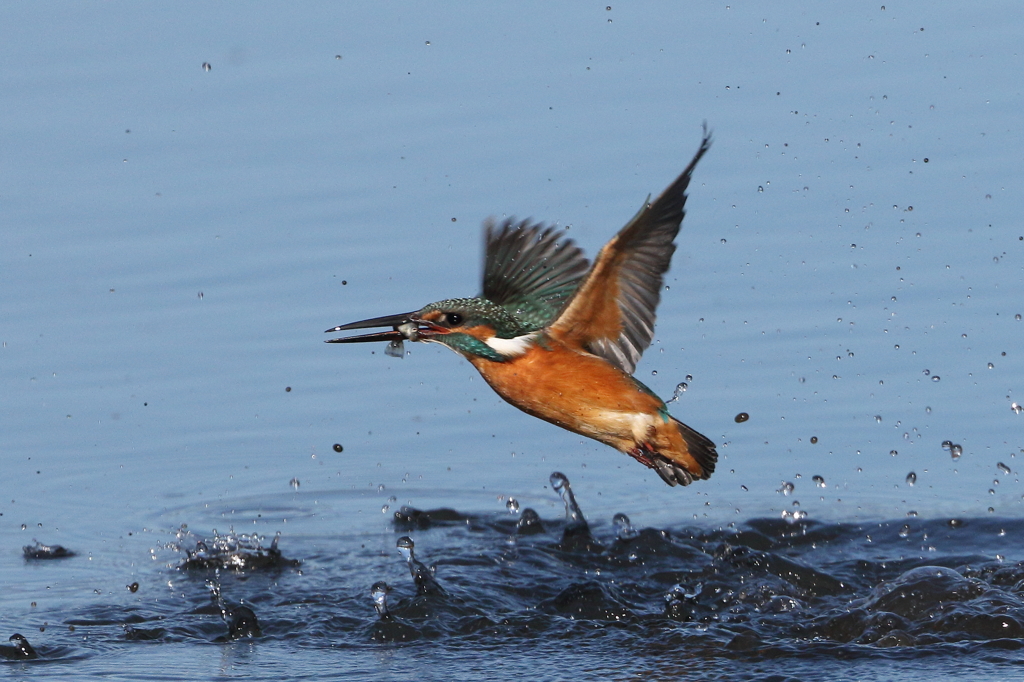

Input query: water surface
[2,2,1022,680]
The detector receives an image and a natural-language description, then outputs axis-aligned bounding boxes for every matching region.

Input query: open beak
[325,311,429,344]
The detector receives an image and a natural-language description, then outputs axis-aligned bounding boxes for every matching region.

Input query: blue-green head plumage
[417,297,533,361]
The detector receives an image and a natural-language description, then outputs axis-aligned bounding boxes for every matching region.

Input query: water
[8,475,1024,679]
[2,1,1023,680]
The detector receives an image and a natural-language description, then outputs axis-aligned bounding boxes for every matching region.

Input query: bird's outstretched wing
[549,131,711,374]
[481,219,590,331]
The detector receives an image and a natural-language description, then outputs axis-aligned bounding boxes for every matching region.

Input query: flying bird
[327,131,717,487]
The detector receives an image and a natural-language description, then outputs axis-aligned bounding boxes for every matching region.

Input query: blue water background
[1,2,1022,679]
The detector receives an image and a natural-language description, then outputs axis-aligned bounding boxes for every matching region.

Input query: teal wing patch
[481,219,590,331]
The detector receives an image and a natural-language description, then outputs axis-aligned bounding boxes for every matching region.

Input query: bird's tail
[641,417,718,487]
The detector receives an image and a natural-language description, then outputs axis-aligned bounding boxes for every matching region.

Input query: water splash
[208,576,261,639]
[370,581,392,620]
[551,472,584,527]
[550,472,600,550]
[396,536,445,595]
[516,508,544,536]
[781,509,808,523]
[23,540,75,560]
[173,527,298,571]
[367,580,419,642]
[666,381,688,403]
[613,513,639,541]
[0,634,38,660]
[15,474,1024,673]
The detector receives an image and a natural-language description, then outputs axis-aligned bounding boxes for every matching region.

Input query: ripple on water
[9,476,1024,675]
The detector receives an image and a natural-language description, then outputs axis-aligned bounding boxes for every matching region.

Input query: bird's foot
[626,445,655,467]
[628,444,695,487]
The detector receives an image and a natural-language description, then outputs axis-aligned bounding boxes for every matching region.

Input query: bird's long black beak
[324,311,420,344]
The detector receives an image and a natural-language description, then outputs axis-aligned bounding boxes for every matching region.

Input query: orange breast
[466,339,664,452]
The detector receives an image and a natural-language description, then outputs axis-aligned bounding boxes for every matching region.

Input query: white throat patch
[483,332,537,358]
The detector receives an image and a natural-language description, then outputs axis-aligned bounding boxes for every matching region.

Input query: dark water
[8,474,1024,681]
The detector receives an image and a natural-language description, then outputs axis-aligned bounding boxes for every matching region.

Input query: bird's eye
[446,313,463,327]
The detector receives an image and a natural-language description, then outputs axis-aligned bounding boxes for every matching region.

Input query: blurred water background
[2,2,1022,680]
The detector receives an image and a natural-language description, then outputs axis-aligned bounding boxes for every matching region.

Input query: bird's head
[326,297,536,361]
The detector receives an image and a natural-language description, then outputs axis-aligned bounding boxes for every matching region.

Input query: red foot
[627,443,657,468]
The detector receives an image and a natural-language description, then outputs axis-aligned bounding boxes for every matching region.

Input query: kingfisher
[326,131,717,487]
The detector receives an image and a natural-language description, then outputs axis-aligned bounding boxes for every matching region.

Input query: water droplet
[1016,314,1022,321]
[505,497,520,514]
[202,62,212,72]
[377,484,386,493]
[998,462,1012,475]
[923,369,930,376]
[932,375,941,382]
[335,54,342,60]
[890,450,898,456]
[371,581,392,620]
[385,339,405,358]
[906,472,917,486]
[667,382,688,403]
[550,472,585,526]
[613,513,639,540]
[734,412,750,423]
[810,436,818,444]
[332,443,343,453]
[778,481,795,496]
[381,504,390,513]
[781,509,807,524]
[812,475,826,488]
[988,363,994,369]
[1012,403,1023,415]
[875,415,883,423]
[651,370,658,376]
[289,478,300,490]
[898,524,910,538]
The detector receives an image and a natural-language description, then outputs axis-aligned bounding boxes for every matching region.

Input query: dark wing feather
[481,219,590,331]
[550,130,711,374]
